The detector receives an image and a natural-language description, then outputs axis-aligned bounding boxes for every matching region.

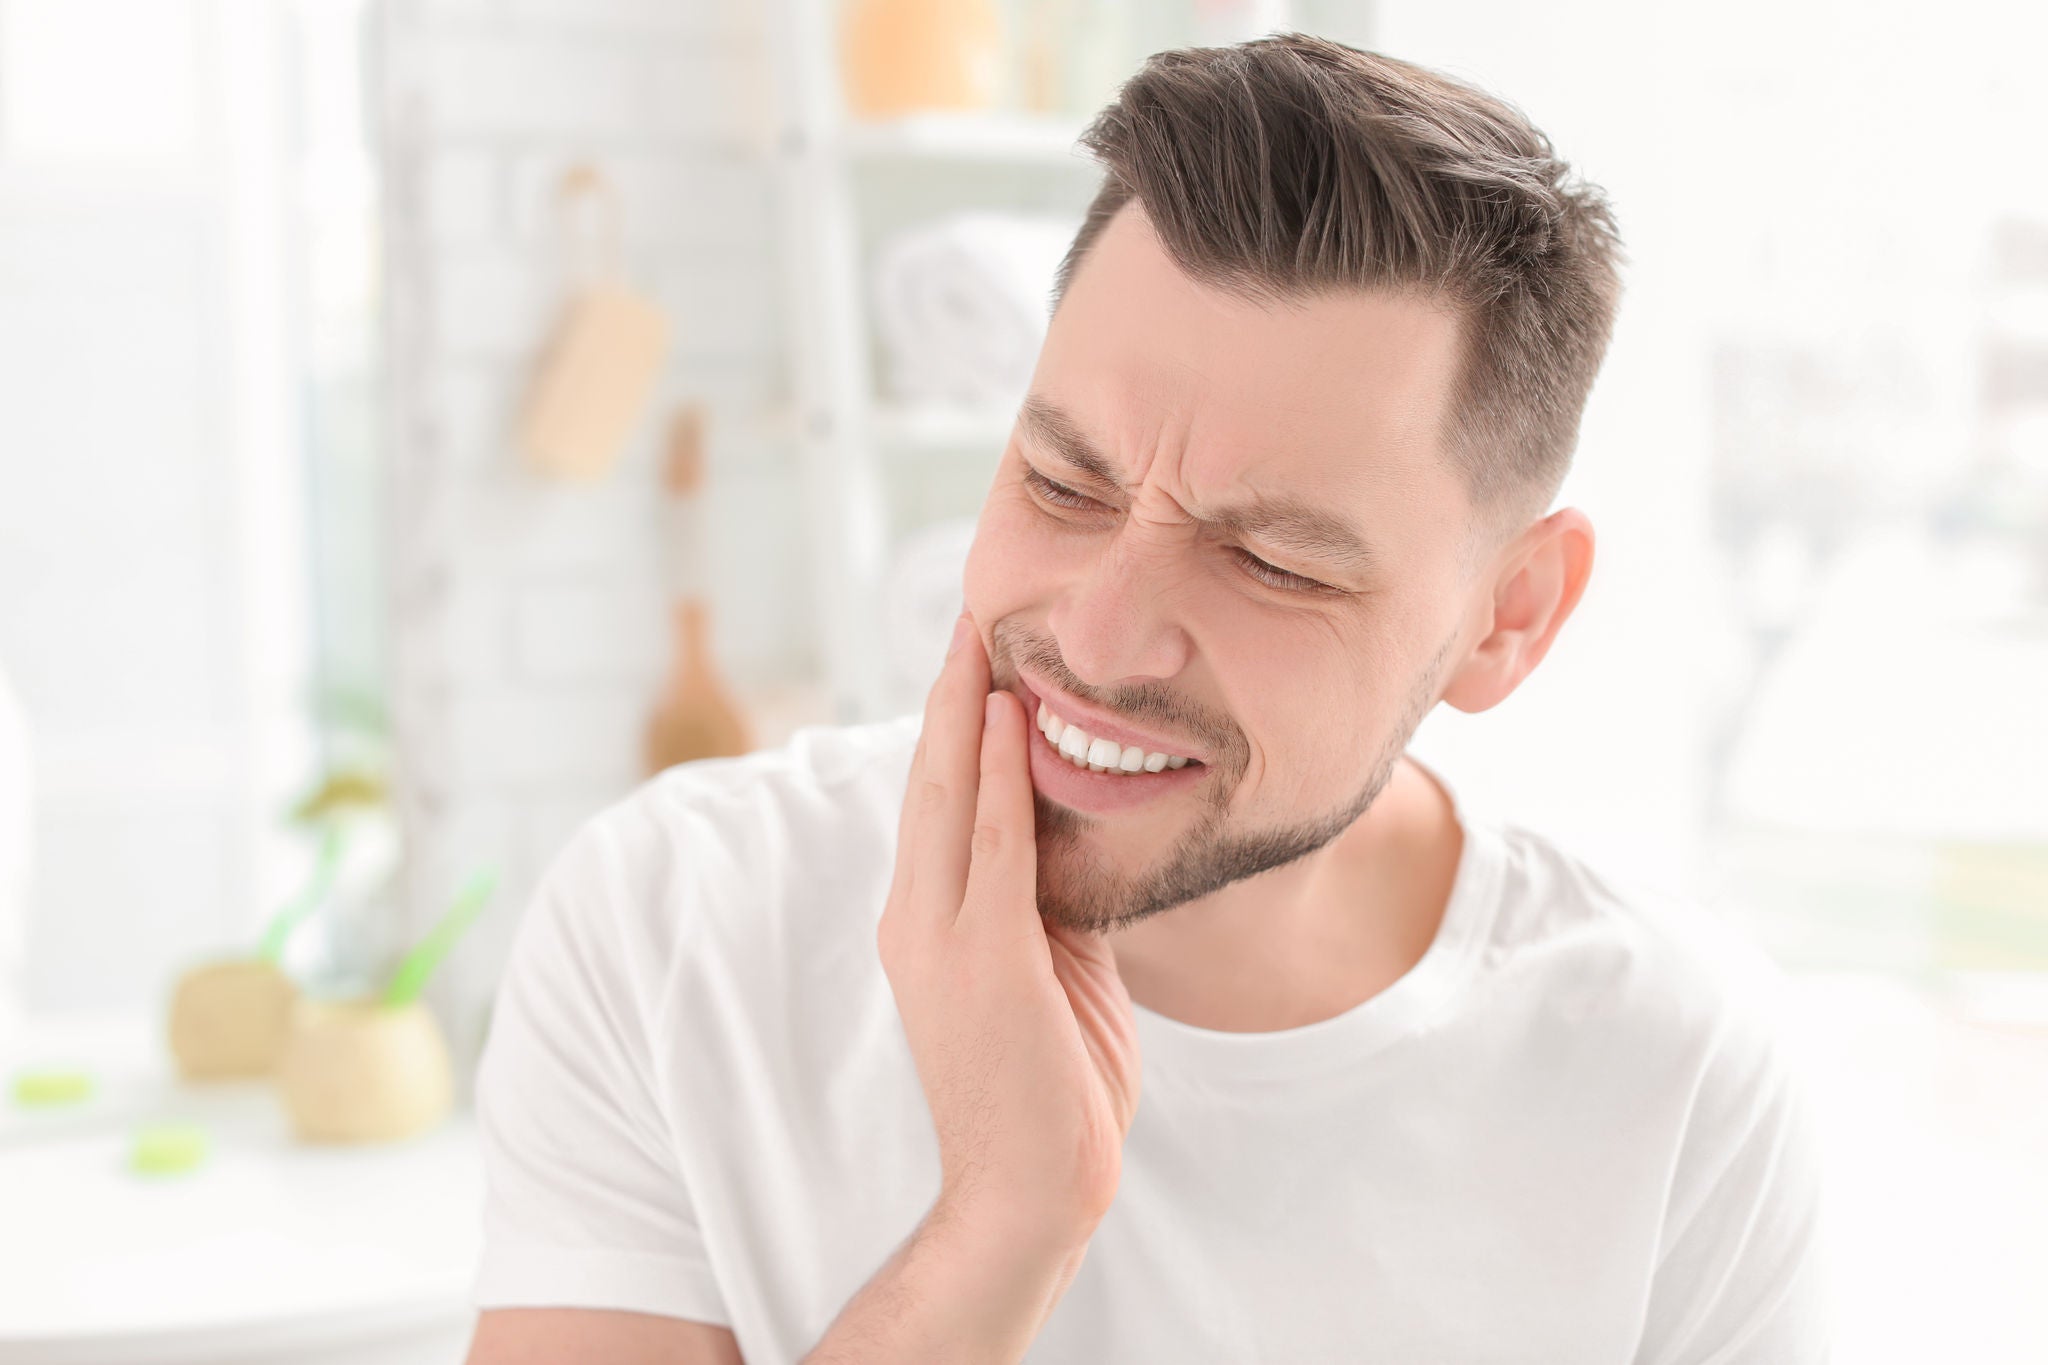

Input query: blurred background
[0,0,2042,1360]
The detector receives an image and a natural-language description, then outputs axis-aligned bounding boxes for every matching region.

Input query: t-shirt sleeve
[1634,973,1832,1364]
[468,813,730,1326]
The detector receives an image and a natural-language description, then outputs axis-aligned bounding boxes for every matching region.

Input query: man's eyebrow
[1015,393,1381,578]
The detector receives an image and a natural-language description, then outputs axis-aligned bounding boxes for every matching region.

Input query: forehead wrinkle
[1015,391,1381,579]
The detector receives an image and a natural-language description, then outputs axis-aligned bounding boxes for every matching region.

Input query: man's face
[962,202,1475,935]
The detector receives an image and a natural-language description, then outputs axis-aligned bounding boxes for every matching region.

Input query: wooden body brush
[645,403,752,773]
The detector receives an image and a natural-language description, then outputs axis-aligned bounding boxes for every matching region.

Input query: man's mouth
[1015,685,1210,815]
[1032,698,1203,775]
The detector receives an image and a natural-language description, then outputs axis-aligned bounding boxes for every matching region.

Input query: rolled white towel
[880,515,979,717]
[871,211,1081,409]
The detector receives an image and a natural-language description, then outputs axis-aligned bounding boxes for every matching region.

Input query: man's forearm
[801,1202,1091,1364]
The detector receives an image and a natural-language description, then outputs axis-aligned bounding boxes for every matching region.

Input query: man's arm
[463,1199,1089,1365]
[802,1199,1091,1364]
[466,1307,743,1365]
[797,618,1135,1363]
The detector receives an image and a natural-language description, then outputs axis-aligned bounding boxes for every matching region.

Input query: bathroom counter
[0,1012,481,1364]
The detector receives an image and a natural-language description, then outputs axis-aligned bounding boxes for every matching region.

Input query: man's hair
[1051,33,1625,550]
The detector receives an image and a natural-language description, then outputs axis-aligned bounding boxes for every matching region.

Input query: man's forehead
[1041,203,1464,494]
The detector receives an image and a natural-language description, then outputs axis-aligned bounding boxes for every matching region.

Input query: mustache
[991,621,1232,758]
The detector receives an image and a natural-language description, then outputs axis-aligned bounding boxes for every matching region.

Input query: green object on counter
[129,1122,210,1176]
[11,1068,96,1107]
[257,823,346,964]
[382,869,498,1008]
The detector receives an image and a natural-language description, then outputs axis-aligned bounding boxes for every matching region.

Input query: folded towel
[871,212,1081,408]
[881,516,978,715]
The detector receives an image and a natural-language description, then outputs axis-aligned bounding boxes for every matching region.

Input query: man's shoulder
[532,713,921,956]
[1487,831,1831,1351]
[592,711,922,856]
[500,714,920,1018]
[637,710,920,812]
[1484,817,1800,1080]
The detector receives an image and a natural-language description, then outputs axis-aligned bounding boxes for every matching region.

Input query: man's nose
[1045,530,1192,690]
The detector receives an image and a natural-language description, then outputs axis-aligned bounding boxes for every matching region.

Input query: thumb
[957,689,1038,935]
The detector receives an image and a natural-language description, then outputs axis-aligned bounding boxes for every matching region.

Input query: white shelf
[838,112,1094,166]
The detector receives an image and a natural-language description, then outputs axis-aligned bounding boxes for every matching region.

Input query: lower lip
[1019,689,1207,814]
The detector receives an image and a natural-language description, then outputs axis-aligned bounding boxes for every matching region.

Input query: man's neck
[1107,754,1463,1034]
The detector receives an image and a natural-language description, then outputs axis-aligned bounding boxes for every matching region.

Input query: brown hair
[1051,33,1625,554]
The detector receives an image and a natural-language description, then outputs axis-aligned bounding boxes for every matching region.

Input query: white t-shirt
[470,714,1830,1363]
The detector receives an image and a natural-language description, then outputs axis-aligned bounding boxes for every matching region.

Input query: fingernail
[948,614,972,658]
[984,692,1001,728]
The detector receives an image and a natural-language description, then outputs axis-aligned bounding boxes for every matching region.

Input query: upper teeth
[1036,701,1194,774]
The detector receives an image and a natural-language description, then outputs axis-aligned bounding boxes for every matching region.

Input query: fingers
[887,614,968,902]
[957,688,1037,936]
[887,723,930,902]
[899,612,991,930]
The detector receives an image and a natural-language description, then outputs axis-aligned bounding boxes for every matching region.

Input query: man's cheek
[961,514,1050,617]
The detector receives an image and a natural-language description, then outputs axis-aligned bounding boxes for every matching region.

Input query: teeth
[1057,723,1090,764]
[1037,708,1196,775]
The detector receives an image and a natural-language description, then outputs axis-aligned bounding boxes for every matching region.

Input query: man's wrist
[802,1198,1094,1364]
[926,1191,1098,1272]
[918,1198,1093,1348]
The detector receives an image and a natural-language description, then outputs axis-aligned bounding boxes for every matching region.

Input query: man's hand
[879,610,1143,1255]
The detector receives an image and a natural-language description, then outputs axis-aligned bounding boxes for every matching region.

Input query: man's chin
[1032,837,1152,935]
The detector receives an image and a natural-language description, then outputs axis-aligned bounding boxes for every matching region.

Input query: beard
[1018,624,1455,937]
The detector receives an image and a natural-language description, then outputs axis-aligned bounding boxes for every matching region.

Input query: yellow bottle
[840,0,1004,120]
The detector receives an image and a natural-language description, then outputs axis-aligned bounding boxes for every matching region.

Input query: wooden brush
[645,403,752,773]
[517,164,670,483]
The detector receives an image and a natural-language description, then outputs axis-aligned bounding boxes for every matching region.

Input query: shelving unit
[760,0,1103,726]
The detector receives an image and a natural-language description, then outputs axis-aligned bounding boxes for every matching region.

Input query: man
[464,33,1829,1365]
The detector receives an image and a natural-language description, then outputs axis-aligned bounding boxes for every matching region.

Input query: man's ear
[1438,507,1596,715]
